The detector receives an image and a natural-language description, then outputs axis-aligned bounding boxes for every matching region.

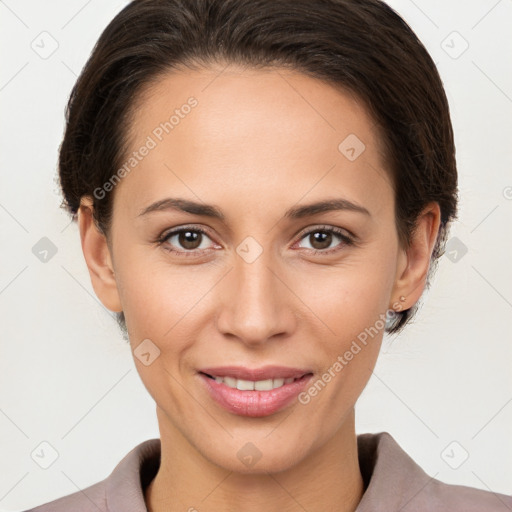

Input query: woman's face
[86,63,427,473]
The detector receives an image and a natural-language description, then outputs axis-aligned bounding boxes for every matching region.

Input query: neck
[145,408,364,512]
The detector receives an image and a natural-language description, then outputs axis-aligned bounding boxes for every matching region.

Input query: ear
[390,202,441,312]
[77,196,123,312]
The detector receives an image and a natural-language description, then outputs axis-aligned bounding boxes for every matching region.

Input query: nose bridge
[215,241,295,344]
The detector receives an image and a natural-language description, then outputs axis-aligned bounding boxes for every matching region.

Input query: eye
[156,224,355,258]
[295,225,354,254]
[157,226,218,257]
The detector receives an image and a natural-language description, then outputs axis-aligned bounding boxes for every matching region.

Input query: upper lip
[199,365,312,381]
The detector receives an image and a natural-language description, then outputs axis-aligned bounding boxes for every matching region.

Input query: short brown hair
[59,0,458,335]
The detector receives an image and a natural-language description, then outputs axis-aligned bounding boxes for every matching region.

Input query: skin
[78,63,440,512]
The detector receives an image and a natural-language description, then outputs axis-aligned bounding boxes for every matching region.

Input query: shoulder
[23,479,107,512]
[356,431,512,512]
[22,438,161,512]
[426,477,512,511]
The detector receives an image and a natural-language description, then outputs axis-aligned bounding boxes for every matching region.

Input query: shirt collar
[355,432,433,511]
[102,432,445,512]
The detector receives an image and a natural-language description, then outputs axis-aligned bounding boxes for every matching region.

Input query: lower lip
[199,373,313,417]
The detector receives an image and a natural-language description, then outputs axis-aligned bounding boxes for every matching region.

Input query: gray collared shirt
[24,432,512,511]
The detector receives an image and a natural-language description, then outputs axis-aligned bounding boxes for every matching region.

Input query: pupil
[311,231,331,250]
[180,231,201,249]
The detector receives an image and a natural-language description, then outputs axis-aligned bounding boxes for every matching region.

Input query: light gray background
[1,0,511,510]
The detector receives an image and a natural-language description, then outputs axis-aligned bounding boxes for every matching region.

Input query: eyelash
[155,224,355,258]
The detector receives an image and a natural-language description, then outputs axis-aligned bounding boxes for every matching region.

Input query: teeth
[237,379,255,391]
[224,376,237,388]
[211,375,299,390]
[255,379,273,391]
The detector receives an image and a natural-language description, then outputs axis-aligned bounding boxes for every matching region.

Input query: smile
[202,373,300,391]
[198,370,314,417]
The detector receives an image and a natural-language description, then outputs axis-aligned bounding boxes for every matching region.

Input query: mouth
[200,372,311,391]
[197,366,314,417]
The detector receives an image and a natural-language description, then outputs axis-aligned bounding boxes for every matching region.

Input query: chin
[198,436,310,475]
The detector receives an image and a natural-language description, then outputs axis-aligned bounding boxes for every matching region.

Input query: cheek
[290,249,395,390]
[114,256,207,405]
[291,252,395,339]
[113,245,204,342]
[293,272,388,425]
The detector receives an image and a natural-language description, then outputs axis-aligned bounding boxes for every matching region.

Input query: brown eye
[296,226,354,254]
[309,231,333,250]
[177,230,202,250]
[159,227,216,256]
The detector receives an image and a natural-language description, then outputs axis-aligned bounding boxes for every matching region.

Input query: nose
[215,248,297,347]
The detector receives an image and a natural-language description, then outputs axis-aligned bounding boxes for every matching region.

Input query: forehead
[114,64,392,219]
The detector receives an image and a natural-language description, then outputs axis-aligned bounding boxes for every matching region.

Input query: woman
[24,0,511,510]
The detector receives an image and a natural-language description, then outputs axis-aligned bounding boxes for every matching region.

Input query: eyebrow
[137,197,371,220]
[285,198,370,219]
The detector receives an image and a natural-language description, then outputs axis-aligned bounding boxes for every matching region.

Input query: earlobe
[390,202,441,312]
[78,197,123,312]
